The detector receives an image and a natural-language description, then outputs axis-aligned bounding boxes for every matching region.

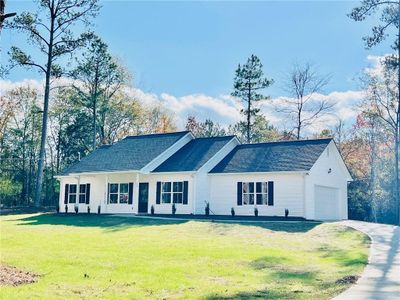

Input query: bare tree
[5,0,100,207]
[280,63,332,139]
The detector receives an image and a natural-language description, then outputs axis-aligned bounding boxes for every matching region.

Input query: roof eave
[208,170,310,175]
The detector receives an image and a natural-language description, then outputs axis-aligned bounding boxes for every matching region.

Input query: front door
[138,183,149,213]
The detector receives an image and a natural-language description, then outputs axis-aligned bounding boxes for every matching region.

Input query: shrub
[231,207,235,217]
[150,205,154,215]
[285,208,289,218]
[87,206,90,214]
[172,203,176,215]
[97,205,101,214]
[65,204,68,213]
[254,207,258,217]
[74,205,78,214]
[56,205,60,214]
[205,202,210,216]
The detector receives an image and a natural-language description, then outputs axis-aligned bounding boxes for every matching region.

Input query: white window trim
[79,184,86,204]
[68,184,77,204]
[160,181,186,205]
[109,183,129,205]
[172,182,184,204]
[242,182,269,206]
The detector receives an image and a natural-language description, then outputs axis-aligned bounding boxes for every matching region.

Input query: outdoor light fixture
[328,168,332,174]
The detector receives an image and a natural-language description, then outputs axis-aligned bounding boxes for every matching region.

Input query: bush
[205,202,210,216]
[74,205,78,214]
[97,205,101,214]
[285,208,289,218]
[254,207,258,217]
[231,207,235,217]
[0,177,22,207]
[151,205,154,215]
[172,203,176,215]
[65,204,68,213]
[87,206,90,214]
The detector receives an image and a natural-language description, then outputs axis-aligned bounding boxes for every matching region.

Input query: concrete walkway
[334,220,400,300]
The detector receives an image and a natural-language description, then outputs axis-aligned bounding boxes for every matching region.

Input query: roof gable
[59,131,190,175]
[210,138,332,173]
[153,136,235,172]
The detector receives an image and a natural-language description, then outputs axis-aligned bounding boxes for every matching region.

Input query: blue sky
[1,1,392,131]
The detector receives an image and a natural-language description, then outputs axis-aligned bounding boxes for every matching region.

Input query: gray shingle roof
[153,136,235,172]
[210,138,332,173]
[59,131,190,175]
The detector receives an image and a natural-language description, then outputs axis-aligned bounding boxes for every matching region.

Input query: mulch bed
[0,265,39,286]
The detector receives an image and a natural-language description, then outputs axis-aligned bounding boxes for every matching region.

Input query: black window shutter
[86,184,91,204]
[237,182,242,206]
[64,184,69,204]
[128,182,134,204]
[156,182,161,204]
[107,183,110,204]
[268,181,274,206]
[183,181,188,205]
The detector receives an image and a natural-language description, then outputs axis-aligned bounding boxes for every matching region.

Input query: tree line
[0,0,399,225]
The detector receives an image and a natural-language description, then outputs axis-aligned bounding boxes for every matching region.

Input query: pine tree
[231,55,273,143]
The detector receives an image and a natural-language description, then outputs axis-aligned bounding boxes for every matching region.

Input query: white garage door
[314,185,339,220]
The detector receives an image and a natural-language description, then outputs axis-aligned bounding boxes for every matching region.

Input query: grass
[0,213,370,299]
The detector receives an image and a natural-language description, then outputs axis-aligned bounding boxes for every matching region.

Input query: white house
[56,131,352,220]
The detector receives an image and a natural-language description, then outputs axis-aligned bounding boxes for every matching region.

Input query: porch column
[134,173,140,214]
[104,175,108,213]
[77,175,80,212]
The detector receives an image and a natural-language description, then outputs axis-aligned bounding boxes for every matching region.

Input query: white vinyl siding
[209,173,304,217]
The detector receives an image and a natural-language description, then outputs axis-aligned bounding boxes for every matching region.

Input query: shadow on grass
[14,213,188,231]
[318,245,368,267]
[12,213,321,233]
[206,258,319,299]
[208,221,321,233]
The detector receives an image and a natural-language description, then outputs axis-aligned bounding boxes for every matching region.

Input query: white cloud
[0,78,364,135]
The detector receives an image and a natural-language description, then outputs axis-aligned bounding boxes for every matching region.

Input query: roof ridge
[124,131,190,139]
[239,137,333,147]
[193,135,235,140]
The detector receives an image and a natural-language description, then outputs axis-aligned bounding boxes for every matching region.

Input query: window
[119,183,129,204]
[161,182,171,203]
[109,183,129,204]
[173,182,183,204]
[79,184,86,204]
[69,184,77,203]
[256,182,268,205]
[242,182,269,205]
[160,181,187,205]
[242,182,254,205]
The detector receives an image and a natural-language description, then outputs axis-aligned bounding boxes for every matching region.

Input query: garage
[314,185,339,220]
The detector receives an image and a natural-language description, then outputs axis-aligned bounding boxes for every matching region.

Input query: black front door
[138,183,149,213]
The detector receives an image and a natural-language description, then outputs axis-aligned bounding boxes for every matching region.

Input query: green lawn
[0,213,369,299]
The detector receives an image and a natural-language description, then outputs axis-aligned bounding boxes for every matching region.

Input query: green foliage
[349,0,399,49]
[229,114,280,143]
[0,178,22,206]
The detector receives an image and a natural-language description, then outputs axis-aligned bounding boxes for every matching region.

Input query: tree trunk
[246,83,251,143]
[34,13,54,208]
